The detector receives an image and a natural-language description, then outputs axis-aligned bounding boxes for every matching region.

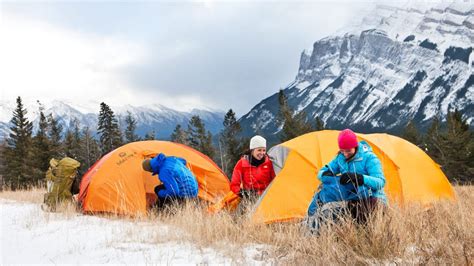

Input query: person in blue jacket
[142,153,199,207]
[307,129,387,229]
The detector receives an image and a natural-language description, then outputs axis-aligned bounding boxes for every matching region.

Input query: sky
[1,0,383,115]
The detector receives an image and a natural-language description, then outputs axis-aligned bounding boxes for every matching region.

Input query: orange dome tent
[251,130,456,224]
[78,141,230,216]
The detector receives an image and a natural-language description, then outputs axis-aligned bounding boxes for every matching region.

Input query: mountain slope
[0,99,224,140]
[239,3,473,140]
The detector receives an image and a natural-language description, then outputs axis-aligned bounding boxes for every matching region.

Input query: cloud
[0,1,373,115]
[121,2,371,114]
[0,13,147,104]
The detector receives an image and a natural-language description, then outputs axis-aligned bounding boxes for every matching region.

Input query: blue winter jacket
[307,141,387,216]
[307,175,353,216]
[149,153,199,199]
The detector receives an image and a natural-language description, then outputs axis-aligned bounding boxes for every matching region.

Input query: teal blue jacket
[320,141,387,202]
[308,141,387,216]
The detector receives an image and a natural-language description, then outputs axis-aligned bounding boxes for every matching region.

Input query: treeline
[0,97,249,189]
[401,109,474,184]
[1,92,472,189]
[279,87,473,184]
[277,87,473,184]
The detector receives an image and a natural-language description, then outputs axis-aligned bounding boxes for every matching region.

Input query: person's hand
[339,172,364,186]
[321,170,335,177]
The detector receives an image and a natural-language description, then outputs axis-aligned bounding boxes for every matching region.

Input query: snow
[295,81,310,90]
[0,199,265,264]
[335,3,474,52]
[0,97,225,140]
[447,2,474,14]
[302,48,313,56]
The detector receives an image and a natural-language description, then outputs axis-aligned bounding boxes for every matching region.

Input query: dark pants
[153,185,186,209]
[347,197,381,224]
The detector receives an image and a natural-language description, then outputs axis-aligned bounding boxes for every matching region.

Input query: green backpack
[43,157,81,211]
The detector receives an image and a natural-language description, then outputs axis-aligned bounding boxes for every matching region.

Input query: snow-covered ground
[0,199,266,264]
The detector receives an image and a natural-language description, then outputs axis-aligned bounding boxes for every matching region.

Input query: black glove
[154,184,165,195]
[321,170,335,177]
[339,172,364,186]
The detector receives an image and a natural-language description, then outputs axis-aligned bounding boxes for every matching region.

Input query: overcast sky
[0,0,381,115]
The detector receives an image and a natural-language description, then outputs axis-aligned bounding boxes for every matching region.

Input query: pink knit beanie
[338,129,358,149]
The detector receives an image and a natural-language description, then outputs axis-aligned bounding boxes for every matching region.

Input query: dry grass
[1,186,473,264]
[0,187,46,203]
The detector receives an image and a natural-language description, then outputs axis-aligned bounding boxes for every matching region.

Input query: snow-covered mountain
[239,3,473,140]
[0,99,224,140]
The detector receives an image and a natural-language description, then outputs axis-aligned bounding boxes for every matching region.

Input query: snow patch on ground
[0,200,267,264]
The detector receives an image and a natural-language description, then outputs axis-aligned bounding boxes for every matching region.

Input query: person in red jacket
[230,135,276,201]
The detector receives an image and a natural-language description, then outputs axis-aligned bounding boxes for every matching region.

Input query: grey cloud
[4,1,372,115]
[122,2,370,114]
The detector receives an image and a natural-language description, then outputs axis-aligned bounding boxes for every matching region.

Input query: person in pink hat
[308,129,387,227]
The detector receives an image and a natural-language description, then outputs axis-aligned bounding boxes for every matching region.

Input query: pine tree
[97,102,122,155]
[187,115,215,158]
[401,120,422,146]
[202,130,215,159]
[30,102,51,185]
[424,116,444,165]
[48,114,63,158]
[170,124,187,144]
[124,111,139,143]
[144,131,156,140]
[219,109,243,176]
[277,90,313,142]
[440,109,473,183]
[79,126,100,172]
[64,118,82,159]
[315,116,325,131]
[4,97,33,189]
[0,140,6,189]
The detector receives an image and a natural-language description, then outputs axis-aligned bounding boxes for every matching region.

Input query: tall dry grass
[0,187,45,203]
[1,186,473,264]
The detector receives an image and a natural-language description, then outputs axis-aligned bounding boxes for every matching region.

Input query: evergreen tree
[315,116,325,131]
[170,124,187,144]
[424,116,444,164]
[187,115,215,158]
[144,130,156,140]
[64,118,82,159]
[30,102,51,185]
[124,111,139,143]
[4,96,33,189]
[401,120,422,146]
[277,89,313,142]
[97,102,122,155]
[79,127,100,172]
[48,114,63,158]
[219,109,243,176]
[440,109,473,183]
[0,140,6,189]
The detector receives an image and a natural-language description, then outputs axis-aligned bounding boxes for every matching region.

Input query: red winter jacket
[230,155,275,195]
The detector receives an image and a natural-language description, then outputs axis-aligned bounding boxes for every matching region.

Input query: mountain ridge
[239,2,473,141]
[0,99,224,140]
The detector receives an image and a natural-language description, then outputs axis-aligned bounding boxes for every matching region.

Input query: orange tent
[78,141,230,216]
[251,130,456,224]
